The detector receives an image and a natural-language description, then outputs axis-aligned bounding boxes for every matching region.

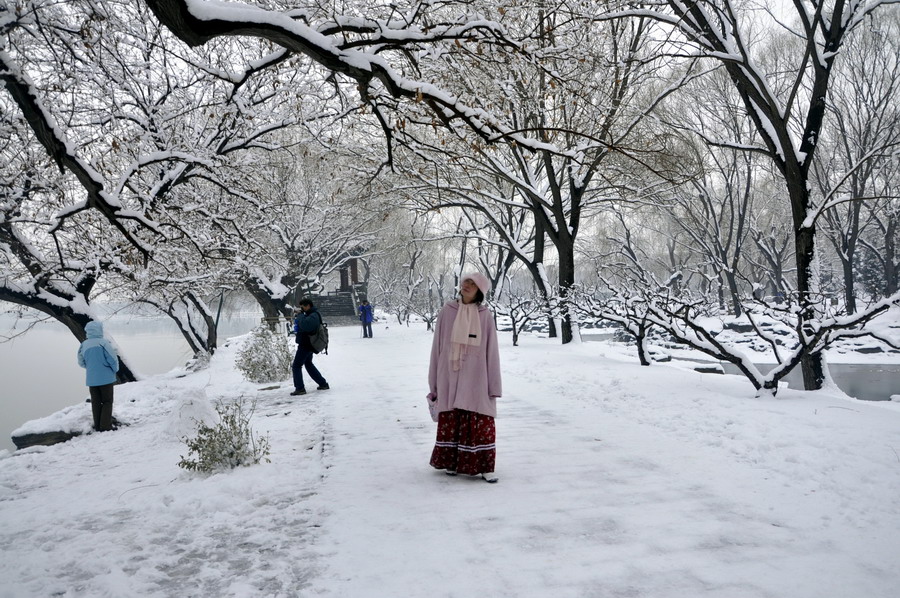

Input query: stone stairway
[313,292,358,327]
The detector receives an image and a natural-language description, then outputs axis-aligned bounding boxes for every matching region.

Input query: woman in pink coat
[428,272,502,483]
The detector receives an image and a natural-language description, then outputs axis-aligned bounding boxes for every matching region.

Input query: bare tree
[491,283,548,347]
[367,210,444,328]
[1,0,319,364]
[374,2,694,343]
[599,0,900,389]
[230,145,384,323]
[814,9,900,313]
[859,197,900,298]
[650,69,774,316]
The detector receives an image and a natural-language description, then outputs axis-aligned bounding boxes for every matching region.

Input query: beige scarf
[450,301,482,371]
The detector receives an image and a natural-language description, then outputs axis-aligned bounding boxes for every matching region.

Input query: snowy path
[2,324,899,597]
[304,329,900,598]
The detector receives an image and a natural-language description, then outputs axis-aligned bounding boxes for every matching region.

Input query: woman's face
[460,278,479,304]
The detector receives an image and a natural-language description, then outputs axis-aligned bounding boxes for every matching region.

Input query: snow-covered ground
[2,322,899,598]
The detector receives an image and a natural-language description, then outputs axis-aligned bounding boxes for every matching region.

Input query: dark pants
[292,346,327,391]
[89,384,115,431]
[362,322,373,337]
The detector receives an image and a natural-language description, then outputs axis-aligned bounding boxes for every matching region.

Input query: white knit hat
[462,272,491,296]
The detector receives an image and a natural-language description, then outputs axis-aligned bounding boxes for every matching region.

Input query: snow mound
[164,387,219,440]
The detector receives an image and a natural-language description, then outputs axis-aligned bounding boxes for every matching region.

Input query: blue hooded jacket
[77,321,119,386]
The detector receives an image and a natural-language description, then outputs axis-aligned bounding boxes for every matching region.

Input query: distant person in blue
[291,298,330,396]
[77,321,120,431]
[358,299,374,338]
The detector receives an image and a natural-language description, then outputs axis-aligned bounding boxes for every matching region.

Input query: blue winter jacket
[358,303,373,323]
[293,308,322,351]
[77,321,119,386]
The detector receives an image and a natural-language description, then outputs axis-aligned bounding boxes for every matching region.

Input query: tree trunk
[635,323,650,366]
[725,270,742,317]
[244,278,291,330]
[885,218,898,296]
[557,245,576,344]
[841,257,856,315]
[795,223,826,390]
[521,259,556,340]
[186,292,217,354]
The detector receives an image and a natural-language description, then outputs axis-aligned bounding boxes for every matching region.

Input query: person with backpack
[77,321,120,431]
[358,299,374,338]
[291,298,330,396]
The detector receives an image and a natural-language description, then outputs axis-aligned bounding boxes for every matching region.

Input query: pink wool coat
[428,301,502,418]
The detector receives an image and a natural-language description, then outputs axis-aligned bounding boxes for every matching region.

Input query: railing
[261,316,293,334]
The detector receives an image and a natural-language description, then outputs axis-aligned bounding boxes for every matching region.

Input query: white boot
[481,472,498,483]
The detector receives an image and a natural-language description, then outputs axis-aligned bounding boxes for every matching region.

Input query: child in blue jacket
[77,321,119,431]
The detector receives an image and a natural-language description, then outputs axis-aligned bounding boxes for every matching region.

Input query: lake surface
[0,312,262,453]
[719,362,900,401]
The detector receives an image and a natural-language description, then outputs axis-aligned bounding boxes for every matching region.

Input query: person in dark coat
[77,321,119,431]
[291,298,330,396]
[358,299,374,338]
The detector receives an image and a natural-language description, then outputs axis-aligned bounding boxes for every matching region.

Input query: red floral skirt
[430,409,496,475]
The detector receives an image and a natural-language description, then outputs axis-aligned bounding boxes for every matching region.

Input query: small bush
[235,325,293,383]
[178,399,271,473]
